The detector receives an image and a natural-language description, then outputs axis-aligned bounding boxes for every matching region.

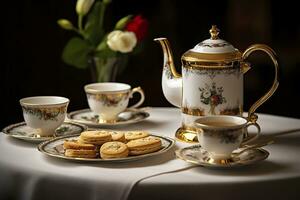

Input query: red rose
[125,15,148,41]
[210,95,220,105]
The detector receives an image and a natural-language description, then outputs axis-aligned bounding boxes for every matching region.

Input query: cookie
[63,140,96,150]
[65,149,97,158]
[124,131,149,141]
[100,141,129,159]
[110,131,126,142]
[126,136,162,155]
[63,140,97,158]
[79,130,112,145]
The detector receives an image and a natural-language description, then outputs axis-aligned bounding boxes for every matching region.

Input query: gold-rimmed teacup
[20,96,69,137]
[84,82,145,123]
[194,115,260,161]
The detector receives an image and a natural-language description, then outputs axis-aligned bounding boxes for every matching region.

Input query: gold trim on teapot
[154,25,279,143]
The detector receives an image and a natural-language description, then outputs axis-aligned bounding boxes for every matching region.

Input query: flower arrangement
[57,0,148,82]
[199,82,226,115]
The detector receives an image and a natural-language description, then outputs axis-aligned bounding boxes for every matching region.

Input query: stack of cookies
[63,130,162,159]
[63,140,97,158]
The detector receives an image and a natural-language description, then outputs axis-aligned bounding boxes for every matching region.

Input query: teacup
[84,82,145,122]
[194,115,260,161]
[20,96,69,137]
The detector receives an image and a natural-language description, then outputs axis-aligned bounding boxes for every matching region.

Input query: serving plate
[38,134,175,162]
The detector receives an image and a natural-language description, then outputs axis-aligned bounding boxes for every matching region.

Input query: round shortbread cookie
[65,149,97,158]
[79,130,112,145]
[125,131,149,141]
[63,140,96,150]
[110,131,126,142]
[100,141,129,159]
[129,145,162,155]
[127,136,162,155]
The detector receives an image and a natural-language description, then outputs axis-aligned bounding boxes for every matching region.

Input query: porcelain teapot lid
[182,25,242,63]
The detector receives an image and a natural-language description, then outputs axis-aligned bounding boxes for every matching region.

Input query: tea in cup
[20,96,69,137]
[194,115,260,160]
[84,82,145,122]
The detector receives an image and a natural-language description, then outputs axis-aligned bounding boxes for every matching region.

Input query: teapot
[154,25,279,143]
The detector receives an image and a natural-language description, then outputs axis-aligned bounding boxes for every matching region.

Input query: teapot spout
[154,38,181,78]
[154,38,182,107]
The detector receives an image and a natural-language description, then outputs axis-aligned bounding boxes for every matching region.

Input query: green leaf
[96,33,109,51]
[84,1,105,45]
[62,37,92,69]
[95,33,118,57]
[94,48,117,59]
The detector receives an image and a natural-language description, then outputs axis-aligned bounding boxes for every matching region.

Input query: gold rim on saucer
[176,144,269,168]
[67,108,150,127]
[2,122,87,143]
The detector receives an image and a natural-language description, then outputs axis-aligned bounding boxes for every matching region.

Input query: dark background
[2,0,300,128]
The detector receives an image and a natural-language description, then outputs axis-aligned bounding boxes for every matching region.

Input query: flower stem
[78,15,83,33]
[99,7,104,29]
[98,2,107,34]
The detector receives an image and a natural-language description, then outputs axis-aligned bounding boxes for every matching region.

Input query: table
[1,107,300,200]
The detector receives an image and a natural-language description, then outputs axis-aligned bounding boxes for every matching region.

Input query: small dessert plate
[2,122,87,143]
[176,144,269,168]
[38,134,175,162]
[67,108,150,127]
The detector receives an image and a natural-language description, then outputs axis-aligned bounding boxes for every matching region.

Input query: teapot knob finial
[210,25,219,40]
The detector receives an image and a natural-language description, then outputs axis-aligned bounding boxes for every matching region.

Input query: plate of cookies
[37,130,175,162]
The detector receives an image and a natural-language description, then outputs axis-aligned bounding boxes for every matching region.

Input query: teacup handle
[129,87,145,108]
[241,122,261,146]
[242,44,279,123]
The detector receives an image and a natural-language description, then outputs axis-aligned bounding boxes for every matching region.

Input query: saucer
[67,108,150,127]
[38,133,175,162]
[176,144,269,168]
[2,122,87,143]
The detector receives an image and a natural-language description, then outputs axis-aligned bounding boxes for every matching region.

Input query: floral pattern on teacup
[204,128,241,144]
[87,93,129,107]
[22,106,67,121]
[219,106,241,115]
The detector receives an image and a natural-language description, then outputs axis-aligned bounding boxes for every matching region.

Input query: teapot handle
[242,44,279,123]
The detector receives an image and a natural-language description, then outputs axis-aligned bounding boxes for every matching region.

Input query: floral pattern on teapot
[155,25,279,143]
[199,82,227,115]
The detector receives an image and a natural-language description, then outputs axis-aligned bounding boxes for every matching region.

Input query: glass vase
[89,56,128,83]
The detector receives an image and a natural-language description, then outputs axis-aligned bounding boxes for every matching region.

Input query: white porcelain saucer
[2,122,87,143]
[176,144,269,168]
[67,108,150,127]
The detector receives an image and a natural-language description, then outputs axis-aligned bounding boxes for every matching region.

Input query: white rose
[76,0,95,16]
[203,91,211,98]
[107,30,137,53]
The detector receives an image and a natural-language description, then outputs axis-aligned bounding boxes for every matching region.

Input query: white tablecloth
[1,108,300,200]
